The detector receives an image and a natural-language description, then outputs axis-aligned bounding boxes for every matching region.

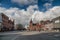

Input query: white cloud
[46,6,60,19]
[0,5,60,27]
[11,0,38,5]
[0,5,38,26]
[47,6,60,18]
[32,6,60,23]
[43,0,54,10]
[44,3,52,10]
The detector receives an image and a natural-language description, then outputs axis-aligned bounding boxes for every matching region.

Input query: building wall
[0,13,14,31]
[28,20,53,31]
[28,20,42,31]
[28,16,60,31]
[52,16,60,30]
[0,13,2,22]
[0,13,2,31]
[53,23,60,28]
[44,23,53,31]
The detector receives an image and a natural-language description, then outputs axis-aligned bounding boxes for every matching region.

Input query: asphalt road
[0,31,60,40]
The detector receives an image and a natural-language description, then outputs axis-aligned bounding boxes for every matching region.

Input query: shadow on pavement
[15,32,60,40]
[0,32,60,40]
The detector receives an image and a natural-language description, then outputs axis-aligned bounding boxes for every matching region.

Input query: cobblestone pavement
[0,31,60,40]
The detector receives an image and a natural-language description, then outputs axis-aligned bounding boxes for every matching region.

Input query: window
[55,20,60,23]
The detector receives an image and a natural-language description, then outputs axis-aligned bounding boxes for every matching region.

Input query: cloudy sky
[0,0,60,26]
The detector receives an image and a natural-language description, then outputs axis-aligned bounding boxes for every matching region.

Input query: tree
[40,20,44,24]
[17,24,24,30]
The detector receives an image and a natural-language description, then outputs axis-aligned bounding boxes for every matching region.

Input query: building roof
[52,16,60,21]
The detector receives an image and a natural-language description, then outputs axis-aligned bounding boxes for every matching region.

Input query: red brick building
[28,19,52,31]
[0,13,14,31]
[28,19,42,31]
